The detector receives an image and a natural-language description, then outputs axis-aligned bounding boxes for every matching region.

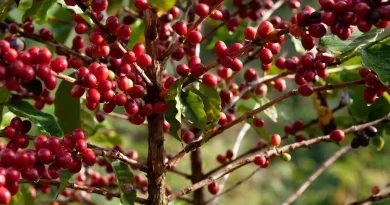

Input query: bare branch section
[282,145,352,205]
[167,115,390,201]
[205,167,261,204]
[348,192,390,205]
[168,79,365,169]
[19,179,148,204]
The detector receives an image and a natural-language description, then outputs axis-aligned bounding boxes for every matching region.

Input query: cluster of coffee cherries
[284,120,309,142]
[359,68,388,104]
[290,1,390,51]
[0,117,99,204]
[350,126,377,148]
[229,0,291,32]
[216,149,234,164]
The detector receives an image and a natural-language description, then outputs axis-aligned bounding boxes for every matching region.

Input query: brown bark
[191,148,205,205]
[144,9,167,205]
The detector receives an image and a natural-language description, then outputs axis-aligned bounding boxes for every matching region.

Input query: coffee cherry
[134,0,149,10]
[191,63,206,78]
[298,84,313,96]
[55,151,73,168]
[308,23,327,38]
[257,21,274,37]
[129,85,145,98]
[244,68,257,82]
[274,78,286,92]
[351,137,360,149]
[364,126,377,137]
[301,34,315,50]
[330,129,344,142]
[244,26,256,40]
[208,182,219,195]
[82,149,96,166]
[202,74,218,87]
[46,136,61,154]
[363,87,377,104]
[176,64,190,77]
[48,164,61,179]
[182,131,195,144]
[196,3,210,17]
[153,101,167,114]
[253,117,264,127]
[136,54,152,67]
[21,167,39,182]
[254,155,266,166]
[0,187,11,204]
[186,31,202,45]
[173,21,187,36]
[3,126,17,139]
[259,48,273,64]
[270,134,281,146]
[365,73,379,87]
[372,186,380,195]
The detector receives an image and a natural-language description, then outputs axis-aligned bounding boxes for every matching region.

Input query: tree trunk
[191,148,205,205]
[144,9,167,205]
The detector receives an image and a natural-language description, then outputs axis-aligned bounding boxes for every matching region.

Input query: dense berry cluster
[350,126,377,148]
[359,68,388,104]
[0,117,100,204]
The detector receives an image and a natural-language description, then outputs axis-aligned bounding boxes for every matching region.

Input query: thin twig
[282,145,352,205]
[167,79,365,169]
[348,192,390,205]
[19,179,148,204]
[167,115,390,201]
[205,167,261,205]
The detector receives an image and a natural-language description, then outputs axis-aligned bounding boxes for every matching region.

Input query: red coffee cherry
[330,129,345,142]
[270,134,281,146]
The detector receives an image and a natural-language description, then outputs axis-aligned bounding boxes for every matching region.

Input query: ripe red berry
[134,0,149,10]
[270,134,281,146]
[298,84,314,96]
[253,117,265,127]
[176,64,190,77]
[195,3,210,17]
[244,26,256,40]
[202,74,218,87]
[173,21,187,36]
[128,85,145,98]
[274,78,286,92]
[50,57,68,73]
[259,48,273,65]
[330,129,344,142]
[0,187,11,204]
[55,151,73,168]
[372,186,380,195]
[216,154,226,164]
[91,0,108,12]
[37,148,53,164]
[257,21,274,37]
[82,149,96,166]
[365,73,379,87]
[301,34,315,50]
[186,31,202,45]
[3,126,17,139]
[136,54,152,67]
[208,182,220,195]
[254,155,266,166]
[182,131,195,144]
[153,101,167,114]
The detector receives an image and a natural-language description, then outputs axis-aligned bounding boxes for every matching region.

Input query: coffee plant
[0,0,390,204]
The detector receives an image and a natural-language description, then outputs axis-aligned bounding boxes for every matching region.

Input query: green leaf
[56,0,94,26]
[165,78,185,141]
[90,130,123,146]
[181,90,207,129]
[80,99,98,136]
[361,43,390,84]
[6,101,63,137]
[0,86,10,124]
[55,77,81,135]
[22,0,43,20]
[0,0,14,21]
[111,160,136,205]
[372,136,385,151]
[149,0,176,11]
[54,170,73,199]
[237,104,269,140]
[250,94,278,123]
[21,185,35,205]
[320,28,383,57]
[191,82,221,130]
[36,0,56,24]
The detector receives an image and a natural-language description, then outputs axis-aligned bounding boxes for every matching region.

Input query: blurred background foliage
[2,0,390,204]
